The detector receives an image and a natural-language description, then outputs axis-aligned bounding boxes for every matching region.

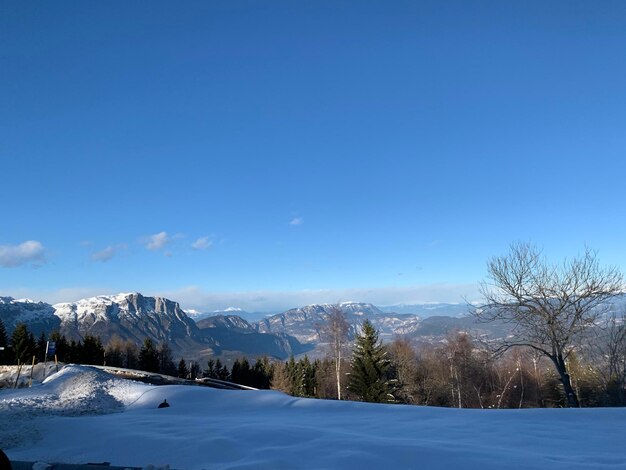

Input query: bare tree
[322,307,350,400]
[592,310,626,404]
[474,242,623,407]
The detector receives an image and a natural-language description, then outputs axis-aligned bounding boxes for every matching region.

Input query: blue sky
[2,1,626,311]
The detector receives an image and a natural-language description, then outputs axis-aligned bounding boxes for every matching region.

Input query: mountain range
[0,293,307,362]
[0,292,518,363]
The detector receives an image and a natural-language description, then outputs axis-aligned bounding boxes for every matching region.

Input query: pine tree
[157,342,177,376]
[139,338,159,373]
[348,320,396,403]
[36,332,47,362]
[231,358,251,385]
[217,359,230,381]
[49,331,68,362]
[81,335,105,365]
[10,323,36,365]
[204,358,216,378]
[295,356,316,397]
[178,358,189,379]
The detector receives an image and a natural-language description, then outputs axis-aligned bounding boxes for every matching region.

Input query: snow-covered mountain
[185,307,269,322]
[53,292,202,346]
[0,296,59,335]
[254,302,422,344]
[0,293,309,361]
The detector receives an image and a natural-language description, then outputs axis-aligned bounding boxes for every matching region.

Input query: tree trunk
[551,354,580,408]
[335,350,342,400]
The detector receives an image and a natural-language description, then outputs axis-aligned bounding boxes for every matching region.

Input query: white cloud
[91,244,127,262]
[157,283,481,313]
[145,232,170,250]
[289,217,303,226]
[191,237,213,250]
[0,240,46,268]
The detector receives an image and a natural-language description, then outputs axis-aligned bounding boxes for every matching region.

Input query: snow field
[1,365,625,469]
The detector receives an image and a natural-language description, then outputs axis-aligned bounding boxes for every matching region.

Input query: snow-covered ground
[1,365,624,470]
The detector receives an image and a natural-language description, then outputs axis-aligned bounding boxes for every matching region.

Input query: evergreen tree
[139,339,159,372]
[80,335,105,365]
[231,358,252,385]
[0,318,9,365]
[251,357,274,389]
[157,341,177,376]
[294,356,316,397]
[216,359,230,381]
[67,339,81,363]
[10,323,36,365]
[204,358,216,378]
[348,320,396,403]
[49,331,68,362]
[178,358,189,379]
[36,332,47,362]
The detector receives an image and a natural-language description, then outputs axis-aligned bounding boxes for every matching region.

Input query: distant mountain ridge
[0,293,306,361]
[254,302,422,344]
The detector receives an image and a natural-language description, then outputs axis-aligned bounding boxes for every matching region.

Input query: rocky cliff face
[53,292,202,345]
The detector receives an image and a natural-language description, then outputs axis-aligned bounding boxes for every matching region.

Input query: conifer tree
[204,358,220,378]
[49,331,68,362]
[81,335,105,365]
[178,358,189,379]
[36,332,47,362]
[231,358,251,385]
[296,356,316,397]
[348,320,396,403]
[11,323,36,365]
[216,359,230,381]
[139,338,159,372]
[157,342,177,376]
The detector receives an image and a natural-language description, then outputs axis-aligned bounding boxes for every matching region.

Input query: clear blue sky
[2,1,626,311]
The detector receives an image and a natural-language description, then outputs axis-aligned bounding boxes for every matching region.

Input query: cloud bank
[157,283,481,313]
[0,240,46,268]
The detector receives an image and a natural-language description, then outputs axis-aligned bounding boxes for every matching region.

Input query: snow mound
[0,365,151,449]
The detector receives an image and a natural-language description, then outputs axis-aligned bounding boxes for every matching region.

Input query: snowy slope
[1,365,625,470]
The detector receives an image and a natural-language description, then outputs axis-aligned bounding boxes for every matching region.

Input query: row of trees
[2,315,624,407]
